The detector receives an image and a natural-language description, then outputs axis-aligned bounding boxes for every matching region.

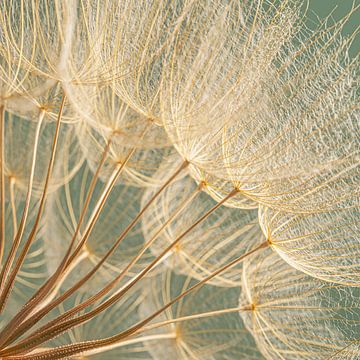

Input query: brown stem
[0,122,153,346]
[0,131,113,347]
[0,105,5,265]
[1,184,232,356]
[325,338,360,360]
[12,177,200,344]
[0,160,189,351]
[9,178,17,238]
[4,240,268,359]
[0,95,66,315]
[0,110,45,311]
[0,147,125,348]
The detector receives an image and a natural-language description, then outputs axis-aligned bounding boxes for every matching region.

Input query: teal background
[306,0,359,56]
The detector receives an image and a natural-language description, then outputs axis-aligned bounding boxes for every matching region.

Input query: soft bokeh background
[307,0,359,56]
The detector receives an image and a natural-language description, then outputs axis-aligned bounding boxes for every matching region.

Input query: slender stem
[0,110,45,312]
[64,158,130,268]
[0,95,65,315]
[17,333,177,359]
[0,160,189,352]
[75,333,177,358]
[53,136,114,270]
[9,177,17,238]
[1,185,235,357]
[116,183,202,281]
[0,157,186,355]
[325,338,360,360]
[139,306,249,333]
[0,133,114,346]
[0,159,124,348]
[0,121,157,346]
[6,119,150,330]
[111,240,268,343]
[28,251,88,317]
[0,105,5,266]
[5,240,268,359]
[33,179,201,328]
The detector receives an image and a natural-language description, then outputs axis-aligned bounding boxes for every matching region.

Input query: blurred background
[307,0,359,56]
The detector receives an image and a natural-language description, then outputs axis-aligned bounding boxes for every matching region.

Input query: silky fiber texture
[0,1,358,359]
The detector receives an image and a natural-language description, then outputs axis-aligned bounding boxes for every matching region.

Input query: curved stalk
[0,186,238,356]
[0,105,5,265]
[3,240,268,359]
[0,160,189,351]
[0,110,45,312]
[0,157,124,347]
[0,95,65,314]
[0,133,114,346]
[9,177,17,237]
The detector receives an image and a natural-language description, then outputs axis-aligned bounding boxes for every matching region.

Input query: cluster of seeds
[0,1,359,359]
